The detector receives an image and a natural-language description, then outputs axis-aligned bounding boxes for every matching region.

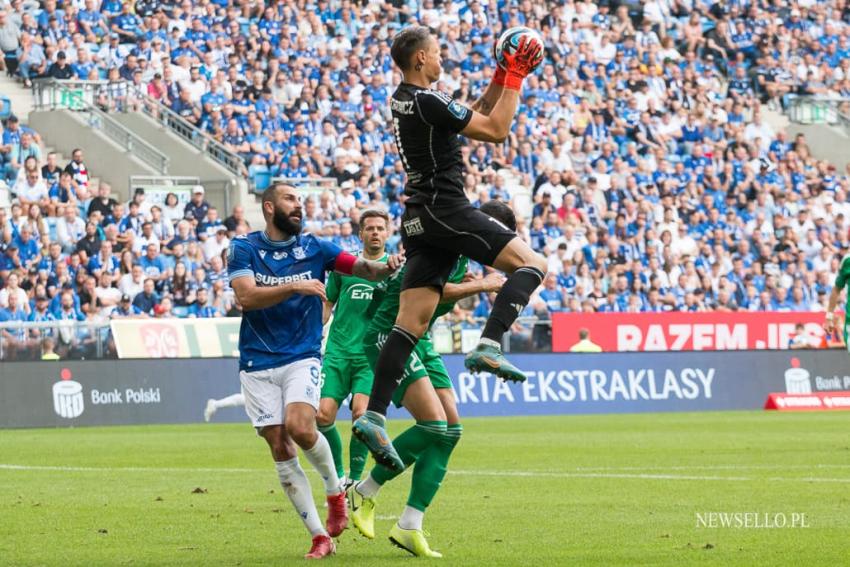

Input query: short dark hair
[261,182,295,205]
[479,200,517,232]
[391,26,432,71]
[359,208,390,229]
[579,328,590,339]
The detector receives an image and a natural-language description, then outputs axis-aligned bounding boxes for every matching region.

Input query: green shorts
[363,332,453,408]
[320,352,374,406]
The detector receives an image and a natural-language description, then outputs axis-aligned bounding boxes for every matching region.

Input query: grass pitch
[1,412,849,566]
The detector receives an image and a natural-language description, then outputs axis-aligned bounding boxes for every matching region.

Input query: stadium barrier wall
[111,319,241,358]
[2,350,850,428]
[551,312,835,352]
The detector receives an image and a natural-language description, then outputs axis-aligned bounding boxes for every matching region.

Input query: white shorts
[240,358,322,429]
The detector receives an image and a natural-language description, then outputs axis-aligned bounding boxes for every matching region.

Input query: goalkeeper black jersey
[389,83,473,208]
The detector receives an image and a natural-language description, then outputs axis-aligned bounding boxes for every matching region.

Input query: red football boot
[305,534,335,559]
[325,491,349,537]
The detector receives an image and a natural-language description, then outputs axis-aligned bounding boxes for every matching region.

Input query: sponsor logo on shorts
[403,217,425,237]
[257,412,274,422]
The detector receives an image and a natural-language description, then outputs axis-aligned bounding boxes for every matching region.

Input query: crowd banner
[2,351,850,428]
[111,318,240,358]
[552,312,832,352]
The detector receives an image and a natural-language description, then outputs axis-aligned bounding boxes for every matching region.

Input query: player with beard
[352,26,548,471]
[227,183,402,559]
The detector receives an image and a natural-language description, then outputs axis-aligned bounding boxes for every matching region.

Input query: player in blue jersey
[228,182,402,560]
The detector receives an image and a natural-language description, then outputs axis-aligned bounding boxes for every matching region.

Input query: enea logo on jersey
[349,283,374,301]
[53,368,84,419]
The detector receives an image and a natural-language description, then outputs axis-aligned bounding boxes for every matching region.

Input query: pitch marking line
[1,464,849,484]
[574,464,850,471]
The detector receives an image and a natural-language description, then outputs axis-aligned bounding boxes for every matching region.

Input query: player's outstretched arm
[470,68,505,116]
[461,36,541,143]
[824,286,842,333]
[231,276,326,311]
[344,253,404,282]
[462,90,520,143]
[441,271,506,303]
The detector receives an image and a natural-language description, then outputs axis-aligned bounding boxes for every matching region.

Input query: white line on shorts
[1,463,849,484]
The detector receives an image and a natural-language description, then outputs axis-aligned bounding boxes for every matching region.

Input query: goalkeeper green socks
[407,423,463,512]
[348,433,370,481]
[317,423,345,479]
[371,420,447,485]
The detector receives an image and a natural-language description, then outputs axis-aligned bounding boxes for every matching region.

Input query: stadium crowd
[2,0,850,358]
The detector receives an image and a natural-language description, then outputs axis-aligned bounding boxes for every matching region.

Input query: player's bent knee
[285,420,317,448]
[528,253,548,275]
[316,401,338,426]
[436,389,460,425]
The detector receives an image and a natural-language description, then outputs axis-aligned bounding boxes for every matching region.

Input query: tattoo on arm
[472,98,493,113]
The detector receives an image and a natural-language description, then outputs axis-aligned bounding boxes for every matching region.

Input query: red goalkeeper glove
[500,35,542,91]
[493,65,507,87]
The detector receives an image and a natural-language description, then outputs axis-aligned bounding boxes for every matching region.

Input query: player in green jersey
[317,210,391,488]
[349,201,515,557]
[824,254,850,349]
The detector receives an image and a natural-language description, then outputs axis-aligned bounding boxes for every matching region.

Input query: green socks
[407,423,463,511]
[317,423,345,479]
[371,420,447,485]
[348,434,370,481]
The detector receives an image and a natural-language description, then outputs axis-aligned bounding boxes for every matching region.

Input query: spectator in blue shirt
[13,225,40,268]
[132,278,159,316]
[197,207,223,241]
[0,291,28,347]
[192,287,218,318]
[110,294,145,318]
[183,185,210,223]
[538,273,567,313]
[139,243,170,288]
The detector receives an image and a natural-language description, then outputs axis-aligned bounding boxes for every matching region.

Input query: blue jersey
[227,231,343,372]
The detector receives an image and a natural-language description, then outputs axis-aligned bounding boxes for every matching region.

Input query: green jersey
[834,256,850,347]
[834,255,850,292]
[325,253,388,358]
[365,257,469,340]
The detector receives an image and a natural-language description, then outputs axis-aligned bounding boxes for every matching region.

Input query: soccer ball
[494,26,545,73]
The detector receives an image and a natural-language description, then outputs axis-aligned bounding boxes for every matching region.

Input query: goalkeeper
[348,201,515,558]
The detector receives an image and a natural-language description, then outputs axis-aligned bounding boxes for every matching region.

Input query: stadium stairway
[111,112,256,221]
[0,72,34,120]
[29,108,164,191]
[764,106,850,171]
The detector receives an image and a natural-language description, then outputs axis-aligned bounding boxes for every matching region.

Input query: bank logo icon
[784,358,812,394]
[53,368,84,419]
